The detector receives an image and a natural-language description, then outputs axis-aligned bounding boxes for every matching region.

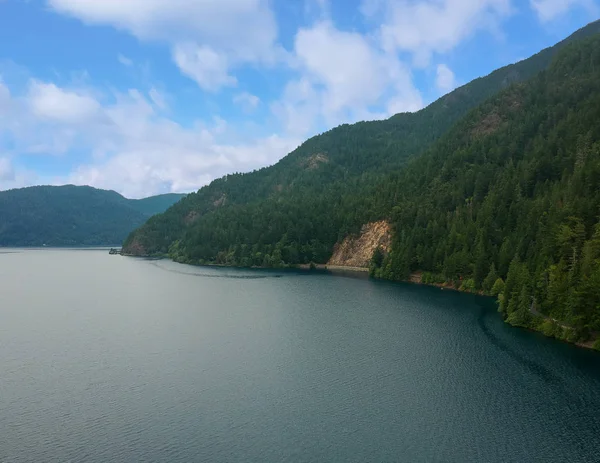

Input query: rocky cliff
[327,220,391,268]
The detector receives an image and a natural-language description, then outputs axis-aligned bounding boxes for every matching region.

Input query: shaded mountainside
[124,23,600,348]
[0,185,185,246]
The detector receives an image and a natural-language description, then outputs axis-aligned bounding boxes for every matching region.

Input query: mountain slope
[0,185,185,246]
[368,33,600,343]
[124,20,600,258]
[124,22,600,346]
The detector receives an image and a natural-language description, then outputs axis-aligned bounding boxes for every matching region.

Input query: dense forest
[0,185,185,246]
[124,22,600,348]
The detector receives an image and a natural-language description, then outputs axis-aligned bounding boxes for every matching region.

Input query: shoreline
[296,263,369,273]
[123,253,599,352]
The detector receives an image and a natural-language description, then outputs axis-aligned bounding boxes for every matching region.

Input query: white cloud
[1,78,299,197]
[172,44,237,91]
[0,80,10,110]
[0,157,14,182]
[148,87,167,110]
[529,0,597,21]
[69,132,299,198]
[7,0,555,196]
[233,92,260,111]
[273,21,422,136]
[271,77,321,137]
[27,81,100,123]
[0,156,40,191]
[117,53,133,66]
[367,0,512,66]
[47,0,281,90]
[435,64,456,93]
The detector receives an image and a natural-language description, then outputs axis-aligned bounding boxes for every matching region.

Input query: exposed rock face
[328,220,391,268]
[301,153,329,170]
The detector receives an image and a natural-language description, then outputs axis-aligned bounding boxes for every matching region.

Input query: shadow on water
[478,308,600,452]
[149,261,286,280]
[477,308,564,387]
[148,260,374,281]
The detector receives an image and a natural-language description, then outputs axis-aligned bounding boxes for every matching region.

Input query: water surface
[1,249,599,462]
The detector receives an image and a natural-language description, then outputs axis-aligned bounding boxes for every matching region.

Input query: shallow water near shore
[1,249,599,462]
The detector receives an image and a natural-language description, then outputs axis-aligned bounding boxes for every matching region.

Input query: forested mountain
[124,20,600,258]
[124,22,600,347]
[0,185,185,246]
[127,193,188,217]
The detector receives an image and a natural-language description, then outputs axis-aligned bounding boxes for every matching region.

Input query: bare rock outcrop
[327,220,391,268]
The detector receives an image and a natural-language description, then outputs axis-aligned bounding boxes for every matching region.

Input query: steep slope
[124,20,600,258]
[367,33,600,344]
[0,185,185,246]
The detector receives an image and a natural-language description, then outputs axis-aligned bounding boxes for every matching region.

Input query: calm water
[1,249,599,462]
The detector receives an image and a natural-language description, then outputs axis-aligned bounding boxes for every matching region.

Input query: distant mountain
[127,193,189,217]
[0,185,185,246]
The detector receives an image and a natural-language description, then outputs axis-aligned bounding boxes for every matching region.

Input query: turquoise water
[1,249,599,462]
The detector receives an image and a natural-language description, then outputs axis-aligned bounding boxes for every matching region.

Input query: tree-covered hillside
[124,23,600,346]
[0,185,185,246]
[124,20,600,258]
[369,34,600,344]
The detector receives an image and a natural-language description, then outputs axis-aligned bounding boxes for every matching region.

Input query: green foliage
[482,264,499,293]
[123,26,600,338]
[593,339,600,351]
[0,185,184,246]
[459,278,476,293]
[421,272,446,285]
[490,278,505,297]
[369,247,385,276]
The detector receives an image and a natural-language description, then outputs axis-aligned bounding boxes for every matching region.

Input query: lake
[1,249,599,462]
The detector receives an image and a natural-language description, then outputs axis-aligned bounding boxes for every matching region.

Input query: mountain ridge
[124,19,600,258]
[0,185,186,246]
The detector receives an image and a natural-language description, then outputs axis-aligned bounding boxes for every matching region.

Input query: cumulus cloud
[1,78,299,197]
[435,64,457,93]
[148,87,167,110]
[529,0,598,22]
[0,80,10,109]
[47,0,281,90]
[0,156,40,191]
[28,81,101,123]
[366,0,512,66]
[272,21,422,136]
[117,53,133,67]
[0,157,14,182]
[69,132,299,198]
[172,44,237,91]
[16,0,588,197]
[233,92,260,112]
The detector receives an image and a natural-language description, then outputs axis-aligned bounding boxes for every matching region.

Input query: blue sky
[0,0,598,197]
